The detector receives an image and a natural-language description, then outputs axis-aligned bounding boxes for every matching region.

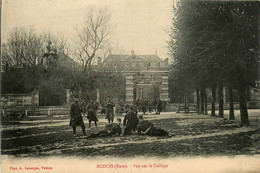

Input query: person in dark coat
[156,98,163,115]
[86,100,99,128]
[162,99,167,112]
[69,95,86,136]
[106,97,115,123]
[86,118,122,138]
[101,103,106,116]
[123,106,139,135]
[80,100,87,117]
[153,99,157,112]
[137,99,142,112]
[94,100,99,119]
[142,99,147,115]
[133,104,138,115]
[124,103,131,113]
[119,99,125,115]
[148,99,154,113]
[137,115,171,137]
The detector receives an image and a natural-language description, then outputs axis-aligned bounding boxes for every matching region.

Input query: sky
[1,0,174,59]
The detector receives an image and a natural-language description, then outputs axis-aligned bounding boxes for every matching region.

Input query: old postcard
[1,0,260,172]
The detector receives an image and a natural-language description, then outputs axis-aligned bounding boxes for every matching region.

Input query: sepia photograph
[1,0,260,172]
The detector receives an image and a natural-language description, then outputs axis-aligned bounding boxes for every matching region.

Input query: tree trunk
[176,103,180,113]
[239,87,249,125]
[229,86,235,120]
[184,92,187,113]
[203,88,208,115]
[185,89,189,113]
[218,82,224,118]
[196,90,200,114]
[211,86,216,116]
[200,89,204,114]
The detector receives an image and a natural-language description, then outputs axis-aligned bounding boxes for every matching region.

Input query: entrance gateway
[104,51,170,104]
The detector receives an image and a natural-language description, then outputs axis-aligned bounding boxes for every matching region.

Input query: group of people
[69,96,171,138]
[69,95,115,136]
[116,98,165,115]
[135,98,164,115]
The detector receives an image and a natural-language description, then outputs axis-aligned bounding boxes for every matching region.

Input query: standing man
[94,100,99,119]
[119,99,125,115]
[69,95,86,136]
[124,103,131,114]
[106,96,115,123]
[153,99,157,113]
[156,98,163,115]
[142,99,147,115]
[86,100,99,128]
[137,99,142,112]
[101,103,106,116]
[148,99,154,113]
[80,100,87,117]
[162,99,167,112]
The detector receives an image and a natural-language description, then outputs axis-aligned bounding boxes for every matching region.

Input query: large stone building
[104,51,170,104]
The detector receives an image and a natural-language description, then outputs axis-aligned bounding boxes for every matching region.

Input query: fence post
[97,89,100,104]
[176,104,180,113]
[22,95,25,107]
[48,108,51,116]
[31,92,35,106]
[66,89,70,105]
[223,87,226,108]
[35,90,39,106]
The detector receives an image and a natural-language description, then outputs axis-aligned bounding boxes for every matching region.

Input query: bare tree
[75,7,112,72]
[1,27,72,70]
[2,43,15,69]
[2,27,44,68]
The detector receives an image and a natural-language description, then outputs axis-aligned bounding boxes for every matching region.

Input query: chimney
[165,58,168,65]
[155,51,157,56]
[131,50,135,55]
[98,57,101,65]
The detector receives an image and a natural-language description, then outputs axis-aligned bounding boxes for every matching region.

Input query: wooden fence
[1,91,39,108]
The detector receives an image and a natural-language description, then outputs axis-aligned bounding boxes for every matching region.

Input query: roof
[138,55,161,62]
[105,53,161,63]
[104,55,128,63]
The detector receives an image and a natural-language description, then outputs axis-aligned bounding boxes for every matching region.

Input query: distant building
[58,53,80,69]
[103,50,170,103]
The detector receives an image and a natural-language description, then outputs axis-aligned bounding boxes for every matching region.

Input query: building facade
[104,51,170,104]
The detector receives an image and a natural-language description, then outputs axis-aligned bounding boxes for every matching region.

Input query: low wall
[1,91,39,108]
[2,106,70,117]
[165,102,260,112]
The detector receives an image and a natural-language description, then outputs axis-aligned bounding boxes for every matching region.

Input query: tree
[168,1,259,124]
[229,86,235,120]
[75,7,112,72]
[2,27,44,69]
[218,81,224,118]
[1,27,77,106]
